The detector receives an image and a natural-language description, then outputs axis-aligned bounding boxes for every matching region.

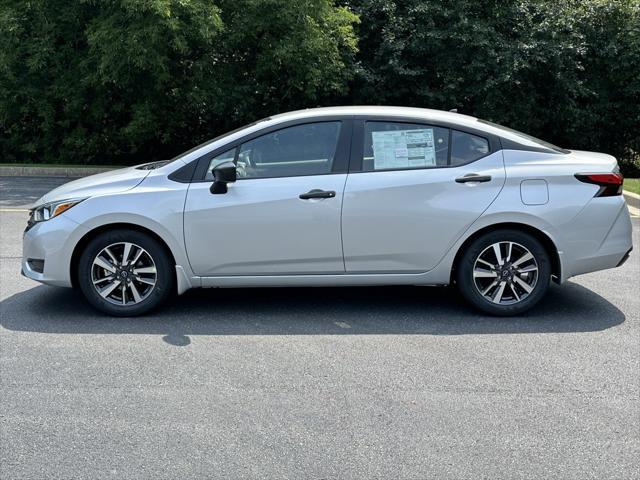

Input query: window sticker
[371,128,436,170]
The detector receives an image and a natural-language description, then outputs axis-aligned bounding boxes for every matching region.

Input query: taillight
[574,173,624,197]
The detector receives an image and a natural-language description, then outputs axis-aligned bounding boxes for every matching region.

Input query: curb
[0,165,116,177]
[623,189,640,203]
[623,191,640,217]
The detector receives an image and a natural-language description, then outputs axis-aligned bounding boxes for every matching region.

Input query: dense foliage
[0,0,357,164]
[348,0,640,175]
[0,0,638,175]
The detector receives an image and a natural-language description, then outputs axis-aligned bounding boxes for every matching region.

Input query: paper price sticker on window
[372,128,436,170]
[394,147,409,158]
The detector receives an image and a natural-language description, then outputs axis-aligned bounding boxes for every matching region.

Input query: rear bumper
[561,202,633,281]
[616,247,633,267]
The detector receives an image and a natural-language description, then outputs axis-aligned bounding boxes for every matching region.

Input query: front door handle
[455,174,492,183]
[299,189,336,200]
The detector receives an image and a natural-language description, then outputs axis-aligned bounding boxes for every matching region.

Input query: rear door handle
[299,189,336,200]
[455,174,492,183]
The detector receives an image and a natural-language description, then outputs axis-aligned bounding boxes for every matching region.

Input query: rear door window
[363,122,450,171]
[450,130,490,165]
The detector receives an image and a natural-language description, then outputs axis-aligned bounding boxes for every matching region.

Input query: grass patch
[624,178,640,195]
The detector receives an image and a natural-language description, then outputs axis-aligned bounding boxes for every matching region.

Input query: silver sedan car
[22,106,633,316]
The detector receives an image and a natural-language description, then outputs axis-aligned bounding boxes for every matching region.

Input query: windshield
[479,119,569,154]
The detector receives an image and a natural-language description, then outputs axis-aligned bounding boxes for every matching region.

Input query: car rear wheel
[77,229,174,316]
[456,229,551,316]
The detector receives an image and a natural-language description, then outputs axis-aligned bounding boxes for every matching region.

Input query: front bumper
[22,214,89,288]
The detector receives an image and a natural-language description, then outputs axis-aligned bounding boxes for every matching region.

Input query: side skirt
[198,272,447,289]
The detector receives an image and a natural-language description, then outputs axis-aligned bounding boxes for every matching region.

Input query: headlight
[28,198,86,227]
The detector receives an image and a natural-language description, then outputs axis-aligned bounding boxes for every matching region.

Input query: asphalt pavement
[1,177,639,479]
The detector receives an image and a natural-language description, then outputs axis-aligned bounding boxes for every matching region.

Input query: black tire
[456,229,551,316]
[77,229,174,316]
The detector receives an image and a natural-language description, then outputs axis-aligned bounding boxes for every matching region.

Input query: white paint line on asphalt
[628,204,640,217]
[0,208,29,212]
[334,321,351,329]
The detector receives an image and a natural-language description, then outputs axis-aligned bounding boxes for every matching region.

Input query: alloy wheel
[472,241,538,305]
[90,242,157,306]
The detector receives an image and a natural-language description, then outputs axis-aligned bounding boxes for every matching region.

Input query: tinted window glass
[451,130,490,165]
[236,122,341,179]
[363,122,449,171]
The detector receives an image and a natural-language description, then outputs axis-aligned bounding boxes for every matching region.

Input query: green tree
[0,0,358,165]
[0,0,224,164]
[1,0,638,174]
[211,0,359,126]
[347,0,639,174]
[574,0,640,176]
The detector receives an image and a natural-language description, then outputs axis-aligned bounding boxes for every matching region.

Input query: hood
[34,166,151,207]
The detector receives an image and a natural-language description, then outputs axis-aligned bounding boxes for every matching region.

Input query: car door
[341,119,506,273]
[183,119,351,276]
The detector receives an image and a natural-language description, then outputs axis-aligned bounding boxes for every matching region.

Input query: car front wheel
[456,229,551,316]
[77,229,174,316]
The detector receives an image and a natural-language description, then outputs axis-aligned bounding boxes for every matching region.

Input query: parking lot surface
[1,177,639,479]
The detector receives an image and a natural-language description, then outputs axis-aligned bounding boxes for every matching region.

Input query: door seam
[339,117,355,272]
[339,174,349,272]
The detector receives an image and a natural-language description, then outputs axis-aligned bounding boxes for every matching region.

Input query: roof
[268,106,563,153]
[269,105,481,129]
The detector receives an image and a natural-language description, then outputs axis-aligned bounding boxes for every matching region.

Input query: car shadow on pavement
[0,281,625,345]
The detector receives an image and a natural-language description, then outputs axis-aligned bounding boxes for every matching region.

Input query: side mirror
[210,161,237,194]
